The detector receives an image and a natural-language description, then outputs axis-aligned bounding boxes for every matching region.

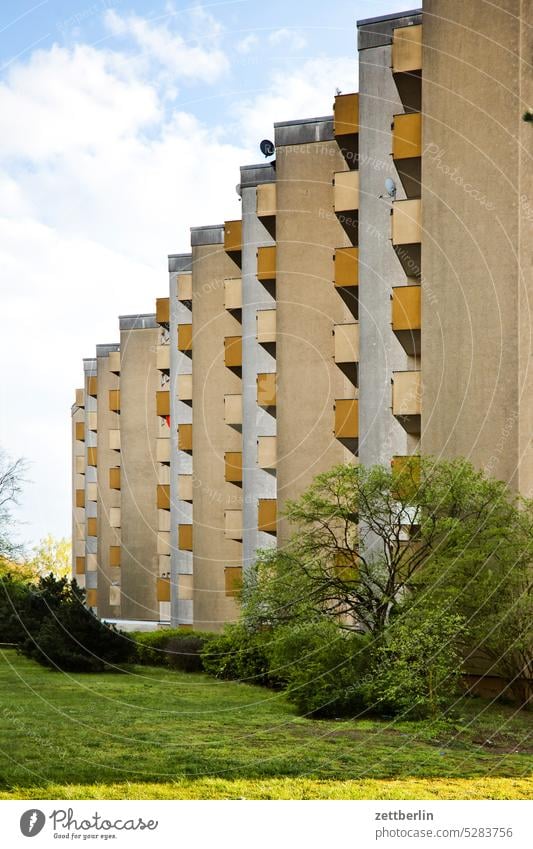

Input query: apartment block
[71,2,532,630]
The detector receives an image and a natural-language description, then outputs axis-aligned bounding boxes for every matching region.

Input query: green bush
[267,620,372,717]
[133,629,214,672]
[201,624,280,687]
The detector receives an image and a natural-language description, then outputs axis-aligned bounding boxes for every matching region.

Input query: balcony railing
[109,429,121,451]
[178,524,193,551]
[75,489,85,508]
[177,272,192,303]
[225,451,243,484]
[224,219,242,256]
[334,246,358,288]
[392,112,422,160]
[178,474,193,502]
[87,411,97,431]
[257,436,276,470]
[109,467,121,490]
[178,424,192,452]
[333,92,359,137]
[157,577,171,603]
[224,510,243,540]
[156,297,170,326]
[224,394,243,427]
[178,323,192,353]
[391,285,421,356]
[391,198,421,277]
[258,499,277,534]
[256,183,276,220]
[87,447,97,467]
[157,484,171,510]
[178,374,193,403]
[108,351,120,375]
[257,372,276,408]
[391,454,421,499]
[109,545,121,567]
[333,170,359,213]
[224,277,242,311]
[392,24,422,74]
[156,344,170,372]
[334,399,358,440]
[392,370,421,433]
[75,388,84,408]
[257,309,276,345]
[75,422,85,442]
[257,246,276,283]
[109,389,120,413]
[334,323,359,364]
[86,376,97,397]
[87,517,97,536]
[156,438,171,464]
[156,391,170,417]
[224,335,242,370]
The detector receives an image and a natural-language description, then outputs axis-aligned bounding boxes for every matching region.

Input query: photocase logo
[20,809,46,838]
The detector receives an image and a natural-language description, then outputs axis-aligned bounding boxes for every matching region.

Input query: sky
[0,0,414,549]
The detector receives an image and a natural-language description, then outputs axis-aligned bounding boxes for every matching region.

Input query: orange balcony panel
[178,424,193,452]
[334,399,359,439]
[178,524,193,551]
[109,467,121,490]
[224,566,242,598]
[224,335,242,369]
[257,309,276,344]
[225,451,242,484]
[86,376,97,397]
[109,545,121,567]
[334,92,359,136]
[393,112,422,160]
[391,454,421,498]
[178,323,193,353]
[156,391,170,418]
[257,245,276,282]
[75,489,85,509]
[87,517,97,537]
[258,499,277,534]
[257,372,276,408]
[86,589,98,608]
[75,556,85,575]
[392,24,422,74]
[392,198,421,246]
[157,484,171,510]
[157,577,171,603]
[109,389,120,413]
[75,422,85,442]
[334,247,358,288]
[156,297,170,325]
[87,447,97,467]
[224,219,242,254]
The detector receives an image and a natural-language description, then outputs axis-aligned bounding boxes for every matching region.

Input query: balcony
[109,389,120,413]
[224,277,242,312]
[177,272,192,304]
[109,586,121,607]
[391,285,421,356]
[178,423,192,452]
[224,393,242,428]
[75,489,85,508]
[108,351,120,374]
[334,246,358,289]
[334,323,359,384]
[109,429,121,451]
[391,454,421,499]
[87,447,97,467]
[224,219,242,259]
[75,456,85,475]
[392,24,422,74]
[86,376,97,397]
[76,556,85,575]
[156,344,170,372]
[258,436,276,471]
[157,577,171,603]
[109,467,121,490]
[75,388,84,408]
[178,374,193,403]
[156,297,170,326]
[224,335,242,370]
[178,323,193,354]
[257,372,276,409]
[224,566,242,598]
[109,545,121,567]
[225,451,242,484]
[257,308,276,346]
[333,170,359,214]
[334,399,358,442]
[225,510,243,541]
[334,92,359,137]
[86,589,97,608]
[157,484,171,510]
[87,482,97,502]
[257,183,276,222]
[391,198,421,277]
[392,370,421,433]
[75,422,85,442]
[87,411,97,431]
[156,438,171,464]
[178,474,193,502]
[258,499,277,534]
[87,517,97,537]
[178,524,193,551]
[109,507,121,528]
[257,245,276,284]
[156,391,170,418]
[393,112,422,160]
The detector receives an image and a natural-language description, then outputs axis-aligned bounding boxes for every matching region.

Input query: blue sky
[0,0,413,549]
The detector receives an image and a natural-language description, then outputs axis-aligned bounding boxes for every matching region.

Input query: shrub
[201,624,280,687]
[133,629,214,672]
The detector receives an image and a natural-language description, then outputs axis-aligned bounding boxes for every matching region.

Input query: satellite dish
[260,139,275,158]
[235,183,242,198]
[385,178,397,198]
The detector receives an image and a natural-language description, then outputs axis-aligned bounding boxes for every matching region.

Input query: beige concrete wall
[422,0,532,493]
[191,240,242,630]
[275,136,356,540]
[119,321,160,621]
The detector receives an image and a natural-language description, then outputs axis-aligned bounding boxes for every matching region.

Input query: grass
[0,649,531,800]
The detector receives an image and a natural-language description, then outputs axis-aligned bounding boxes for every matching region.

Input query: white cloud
[237,33,258,55]
[268,28,307,51]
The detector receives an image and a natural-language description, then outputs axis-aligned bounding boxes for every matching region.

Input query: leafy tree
[25,534,71,579]
[0,449,26,561]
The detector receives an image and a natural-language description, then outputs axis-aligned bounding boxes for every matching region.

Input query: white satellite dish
[385,177,397,198]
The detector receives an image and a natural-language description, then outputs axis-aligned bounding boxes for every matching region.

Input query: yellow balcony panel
[86,376,97,397]
[87,411,97,432]
[87,517,97,537]
[108,351,120,374]
[109,467,121,490]
[258,436,276,470]
[257,245,276,282]
[224,335,242,369]
[178,474,193,502]
[224,219,242,255]
[75,556,86,575]
[334,170,359,213]
[178,423,193,452]
[392,370,422,433]
[86,588,98,608]
[109,545,121,567]
[75,422,85,442]
[156,344,170,372]
[156,438,171,464]
[224,393,242,426]
[156,391,170,418]
[156,297,170,326]
[224,566,242,598]
[391,454,421,499]
[177,272,192,303]
[178,524,193,551]
[75,388,85,408]
[225,510,243,541]
[334,323,359,364]
[109,429,121,451]
[157,484,171,510]
[224,277,242,311]
[109,507,121,528]
[334,92,359,137]
[393,112,422,160]
[109,389,120,413]
[392,24,422,74]
[334,246,359,288]
[334,399,359,440]
[178,323,193,353]
[157,576,171,603]
[225,451,242,484]
[392,198,421,246]
[87,447,97,467]
[257,309,276,345]
[257,372,276,408]
[392,285,421,356]
[258,499,277,534]
[178,373,193,402]
[256,183,276,219]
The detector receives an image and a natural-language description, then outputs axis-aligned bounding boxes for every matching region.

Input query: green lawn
[0,649,531,800]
